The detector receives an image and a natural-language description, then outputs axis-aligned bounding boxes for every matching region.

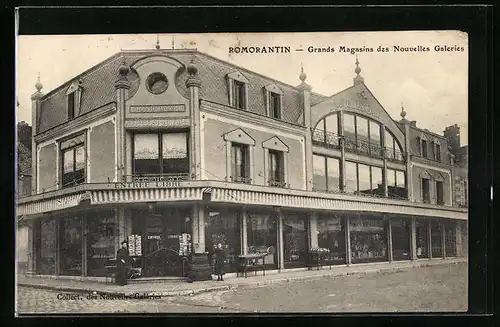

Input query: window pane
[205,210,241,273]
[350,215,387,263]
[35,219,57,274]
[385,130,394,150]
[317,214,345,264]
[325,114,338,135]
[134,134,159,159]
[312,120,325,143]
[387,168,396,187]
[63,150,74,173]
[60,216,83,276]
[396,171,405,188]
[326,157,340,192]
[358,164,371,194]
[312,155,326,191]
[356,116,369,140]
[371,166,383,195]
[395,140,404,161]
[246,212,278,269]
[75,146,85,171]
[162,133,187,159]
[61,134,85,150]
[87,210,116,277]
[345,161,358,193]
[369,121,381,155]
[283,213,308,268]
[343,114,356,152]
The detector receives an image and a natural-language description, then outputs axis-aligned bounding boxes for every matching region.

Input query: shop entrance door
[132,207,190,277]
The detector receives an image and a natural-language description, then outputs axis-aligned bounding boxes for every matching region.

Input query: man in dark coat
[214,243,226,281]
[115,241,132,286]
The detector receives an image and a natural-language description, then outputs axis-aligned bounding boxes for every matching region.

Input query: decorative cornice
[34,102,116,143]
[201,100,307,137]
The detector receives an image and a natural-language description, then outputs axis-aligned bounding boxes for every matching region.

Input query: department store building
[16,47,468,278]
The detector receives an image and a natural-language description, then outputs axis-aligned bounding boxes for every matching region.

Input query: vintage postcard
[15,31,468,314]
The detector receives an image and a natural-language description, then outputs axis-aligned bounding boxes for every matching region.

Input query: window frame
[230,142,251,183]
[59,132,86,188]
[422,178,431,203]
[227,71,249,111]
[436,180,444,205]
[132,131,190,177]
[342,112,383,157]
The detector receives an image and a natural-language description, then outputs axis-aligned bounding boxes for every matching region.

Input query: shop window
[231,143,250,183]
[59,216,83,276]
[246,212,278,269]
[312,155,327,192]
[133,132,189,179]
[317,214,346,264]
[444,220,457,257]
[34,219,57,275]
[283,213,309,268]
[86,210,116,277]
[60,133,86,188]
[391,218,411,261]
[415,219,429,258]
[268,150,284,186]
[422,178,431,203]
[349,214,388,263]
[205,210,241,273]
[430,220,443,258]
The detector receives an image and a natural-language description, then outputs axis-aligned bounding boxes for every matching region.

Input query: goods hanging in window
[128,234,142,256]
[179,233,192,257]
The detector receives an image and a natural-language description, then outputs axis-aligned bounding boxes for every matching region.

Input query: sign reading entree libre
[113,181,184,188]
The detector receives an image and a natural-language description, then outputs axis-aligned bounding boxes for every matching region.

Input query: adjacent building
[16,47,468,278]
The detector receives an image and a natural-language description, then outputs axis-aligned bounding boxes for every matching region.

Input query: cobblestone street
[17,262,467,314]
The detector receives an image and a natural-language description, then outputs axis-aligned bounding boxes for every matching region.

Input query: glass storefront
[415,219,429,258]
[205,208,241,273]
[59,216,83,276]
[444,219,457,257]
[350,214,388,263]
[34,219,57,275]
[430,219,443,258]
[391,218,411,261]
[86,209,116,277]
[246,212,278,269]
[283,213,309,268]
[317,214,346,264]
[131,206,191,277]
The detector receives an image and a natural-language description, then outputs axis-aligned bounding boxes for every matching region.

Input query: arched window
[312,113,339,149]
[384,129,404,162]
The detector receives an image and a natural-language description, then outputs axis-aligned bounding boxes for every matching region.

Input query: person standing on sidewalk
[115,241,132,286]
[214,243,226,281]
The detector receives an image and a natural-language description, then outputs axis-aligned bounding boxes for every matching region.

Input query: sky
[16,31,468,145]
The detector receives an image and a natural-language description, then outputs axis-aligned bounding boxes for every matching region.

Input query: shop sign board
[112,181,184,189]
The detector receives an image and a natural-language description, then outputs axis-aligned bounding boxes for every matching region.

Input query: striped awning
[16,193,85,217]
[90,187,205,204]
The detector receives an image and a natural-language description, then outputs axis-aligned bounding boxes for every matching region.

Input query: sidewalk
[17,258,466,297]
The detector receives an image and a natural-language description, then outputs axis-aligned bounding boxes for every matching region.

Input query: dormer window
[264,84,284,119]
[227,71,249,110]
[65,80,82,120]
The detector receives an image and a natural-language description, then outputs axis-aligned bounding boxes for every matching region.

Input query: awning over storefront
[90,187,205,204]
[209,187,468,220]
[16,192,86,217]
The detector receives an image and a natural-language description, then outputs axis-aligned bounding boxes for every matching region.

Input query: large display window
[430,219,443,258]
[34,219,57,275]
[86,209,116,277]
[59,216,83,276]
[391,218,411,261]
[444,219,457,257]
[415,219,429,258]
[246,212,278,269]
[283,213,309,268]
[350,214,388,263]
[317,214,346,264]
[205,208,241,273]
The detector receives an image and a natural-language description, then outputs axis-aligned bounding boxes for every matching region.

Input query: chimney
[443,124,461,156]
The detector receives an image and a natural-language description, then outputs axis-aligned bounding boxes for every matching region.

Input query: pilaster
[410,216,418,260]
[309,212,318,248]
[241,208,248,255]
[427,220,433,259]
[345,215,352,265]
[277,209,284,270]
[339,111,346,191]
[186,62,202,180]
[55,217,60,275]
[404,122,413,201]
[26,221,35,274]
[387,217,393,262]
[82,215,87,277]
[441,221,446,258]
[381,124,388,197]
[114,64,130,182]
[191,204,206,253]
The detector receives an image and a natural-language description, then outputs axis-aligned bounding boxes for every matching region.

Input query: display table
[237,253,267,278]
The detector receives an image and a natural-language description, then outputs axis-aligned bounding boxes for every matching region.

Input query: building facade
[16,48,468,278]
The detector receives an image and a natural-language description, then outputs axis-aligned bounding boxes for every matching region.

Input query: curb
[18,259,466,297]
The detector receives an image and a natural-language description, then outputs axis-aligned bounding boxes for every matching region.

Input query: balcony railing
[268,180,289,188]
[123,173,190,183]
[311,128,406,163]
[230,176,252,184]
[312,187,409,201]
